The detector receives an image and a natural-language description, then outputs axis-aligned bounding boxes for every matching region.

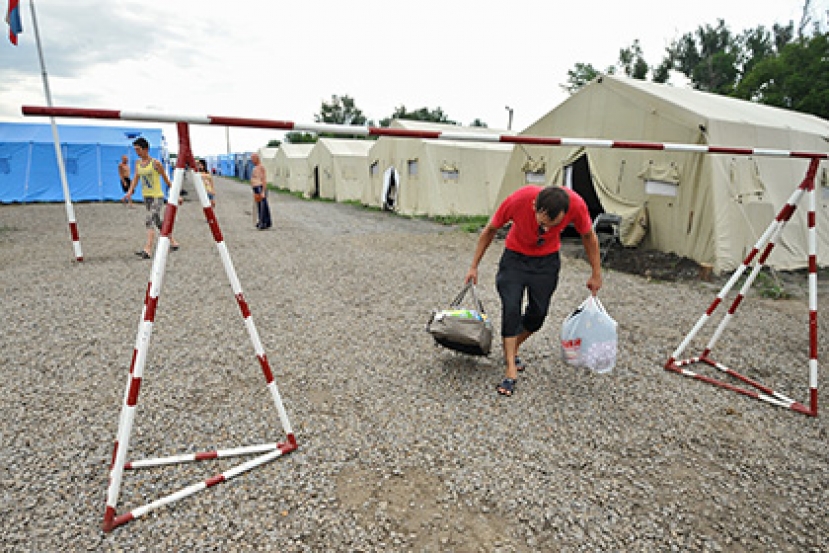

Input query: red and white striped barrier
[21,105,829,160]
[665,158,821,417]
[102,123,296,533]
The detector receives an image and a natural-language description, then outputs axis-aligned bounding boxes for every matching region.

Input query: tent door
[312,165,320,199]
[381,167,399,211]
[564,155,605,220]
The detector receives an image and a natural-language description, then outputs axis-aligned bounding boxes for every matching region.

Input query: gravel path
[1,177,827,552]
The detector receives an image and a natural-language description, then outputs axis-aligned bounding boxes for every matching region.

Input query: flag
[6,0,22,45]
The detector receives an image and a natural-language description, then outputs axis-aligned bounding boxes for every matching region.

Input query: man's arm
[581,229,602,294]
[464,223,498,284]
[155,159,172,188]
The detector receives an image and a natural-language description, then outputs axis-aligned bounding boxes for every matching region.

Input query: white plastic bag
[560,295,618,374]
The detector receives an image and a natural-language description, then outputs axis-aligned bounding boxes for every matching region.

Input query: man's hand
[464,267,478,285]
[587,273,602,295]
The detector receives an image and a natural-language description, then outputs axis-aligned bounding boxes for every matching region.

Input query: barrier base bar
[665,159,820,418]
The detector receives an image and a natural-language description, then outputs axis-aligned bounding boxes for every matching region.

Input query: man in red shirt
[464,185,602,396]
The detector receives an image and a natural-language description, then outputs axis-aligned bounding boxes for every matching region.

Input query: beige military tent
[363,120,515,216]
[497,74,829,273]
[272,143,314,195]
[307,138,373,202]
[258,146,278,185]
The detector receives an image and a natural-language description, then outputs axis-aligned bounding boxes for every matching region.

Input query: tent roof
[389,119,517,136]
[603,75,829,136]
[279,143,314,159]
[316,138,373,157]
[0,121,164,145]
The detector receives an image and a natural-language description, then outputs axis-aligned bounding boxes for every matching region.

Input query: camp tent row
[270,120,515,217]
[268,82,829,272]
[0,122,166,202]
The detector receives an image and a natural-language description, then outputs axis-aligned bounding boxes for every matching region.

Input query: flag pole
[28,0,83,261]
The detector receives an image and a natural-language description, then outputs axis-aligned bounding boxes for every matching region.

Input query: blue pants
[254,187,272,229]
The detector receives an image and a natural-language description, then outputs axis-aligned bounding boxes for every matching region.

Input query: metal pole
[29,0,83,261]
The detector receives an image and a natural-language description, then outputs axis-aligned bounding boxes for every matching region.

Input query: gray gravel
[1,177,827,552]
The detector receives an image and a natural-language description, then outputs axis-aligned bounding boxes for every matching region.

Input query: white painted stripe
[268,381,294,436]
[752,148,791,157]
[299,122,370,136]
[663,143,708,153]
[561,138,613,148]
[121,110,211,124]
[439,131,500,142]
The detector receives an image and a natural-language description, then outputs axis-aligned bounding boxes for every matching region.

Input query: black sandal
[515,356,526,372]
[496,378,516,397]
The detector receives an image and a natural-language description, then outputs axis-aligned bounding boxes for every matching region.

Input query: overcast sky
[1,0,826,155]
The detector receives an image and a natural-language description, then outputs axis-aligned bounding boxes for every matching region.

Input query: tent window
[370,160,379,176]
[0,158,9,174]
[441,169,460,181]
[645,179,678,197]
[408,159,419,176]
[525,170,545,184]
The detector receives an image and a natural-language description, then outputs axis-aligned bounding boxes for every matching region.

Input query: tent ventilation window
[0,158,9,174]
[645,180,678,197]
[370,160,379,177]
[407,159,419,177]
[522,158,546,184]
[440,162,459,181]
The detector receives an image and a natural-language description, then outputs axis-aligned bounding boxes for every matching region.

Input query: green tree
[284,132,317,144]
[266,139,281,148]
[618,40,649,79]
[316,94,368,126]
[561,62,610,94]
[378,105,457,127]
[469,118,488,127]
[735,32,829,119]
[664,19,742,94]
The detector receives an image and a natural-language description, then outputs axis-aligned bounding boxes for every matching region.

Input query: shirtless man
[118,155,133,206]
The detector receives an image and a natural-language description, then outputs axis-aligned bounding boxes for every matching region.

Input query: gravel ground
[1,177,827,552]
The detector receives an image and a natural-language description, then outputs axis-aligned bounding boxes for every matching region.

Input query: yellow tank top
[135,159,164,198]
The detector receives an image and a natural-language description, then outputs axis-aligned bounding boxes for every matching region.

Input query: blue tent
[0,122,166,203]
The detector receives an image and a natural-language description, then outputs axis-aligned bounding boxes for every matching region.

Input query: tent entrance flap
[311,166,320,199]
[382,167,399,211]
[564,155,605,220]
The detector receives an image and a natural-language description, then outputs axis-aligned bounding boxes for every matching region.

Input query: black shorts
[495,248,561,337]
[121,176,131,193]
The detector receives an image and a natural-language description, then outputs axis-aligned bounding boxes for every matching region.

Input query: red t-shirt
[490,186,592,256]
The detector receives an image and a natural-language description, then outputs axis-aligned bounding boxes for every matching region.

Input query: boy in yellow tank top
[123,137,180,258]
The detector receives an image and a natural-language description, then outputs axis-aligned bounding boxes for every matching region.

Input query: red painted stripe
[196,451,219,461]
[808,212,816,227]
[809,255,818,273]
[729,294,745,313]
[110,441,119,468]
[810,310,818,359]
[129,349,137,375]
[725,368,775,395]
[209,116,294,130]
[790,151,829,160]
[205,474,226,487]
[112,512,134,528]
[160,204,177,237]
[705,297,721,316]
[741,248,759,265]
[145,295,158,322]
[204,208,224,242]
[614,140,664,150]
[144,281,151,305]
[778,203,795,221]
[368,127,441,139]
[757,243,776,265]
[258,354,275,383]
[102,506,117,532]
[810,388,818,415]
[127,377,142,406]
[23,105,122,120]
[502,136,563,146]
[663,357,676,369]
[708,146,754,155]
[124,462,133,469]
[235,293,251,318]
[69,221,80,241]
